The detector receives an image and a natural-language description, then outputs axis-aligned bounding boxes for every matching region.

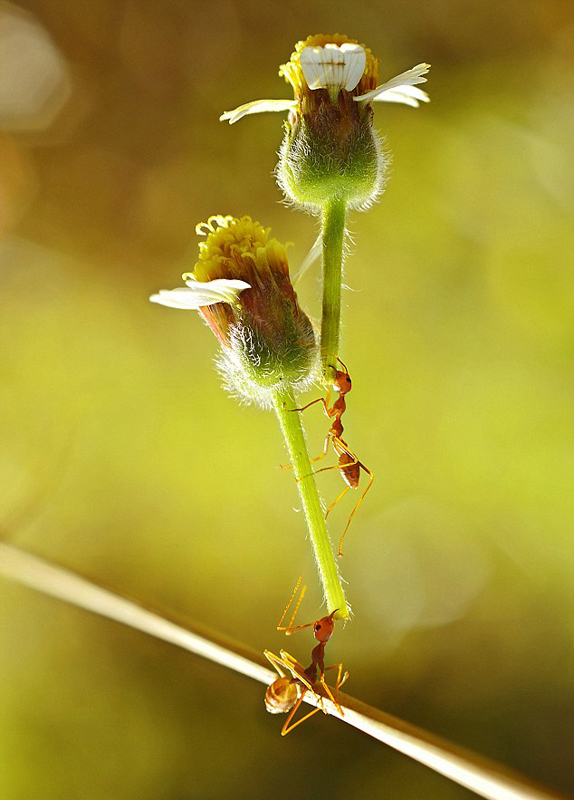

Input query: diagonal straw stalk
[0,542,566,800]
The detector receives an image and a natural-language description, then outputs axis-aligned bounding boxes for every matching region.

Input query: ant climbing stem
[264,576,348,735]
[291,357,374,556]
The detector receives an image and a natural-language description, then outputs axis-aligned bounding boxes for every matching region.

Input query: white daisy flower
[220,34,430,124]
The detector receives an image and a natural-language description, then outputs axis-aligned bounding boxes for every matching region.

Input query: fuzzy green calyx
[220,294,316,406]
[277,92,385,212]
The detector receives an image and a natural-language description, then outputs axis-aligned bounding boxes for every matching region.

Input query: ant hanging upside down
[292,357,374,557]
[264,577,348,735]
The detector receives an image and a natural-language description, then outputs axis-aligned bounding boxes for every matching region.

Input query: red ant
[293,357,374,556]
[264,577,348,735]
[264,649,348,735]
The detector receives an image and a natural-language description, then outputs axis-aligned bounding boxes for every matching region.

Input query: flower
[220,34,430,124]
[220,35,430,211]
[150,216,317,405]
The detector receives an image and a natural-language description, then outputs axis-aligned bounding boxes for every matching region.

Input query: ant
[264,577,348,735]
[264,649,348,735]
[293,357,374,556]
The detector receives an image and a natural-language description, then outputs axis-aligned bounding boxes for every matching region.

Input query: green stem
[272,388,349,620]
[320,195,347,379]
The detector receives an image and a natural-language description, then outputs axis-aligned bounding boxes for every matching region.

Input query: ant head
[333,369,351,395]
[313,610,338,643]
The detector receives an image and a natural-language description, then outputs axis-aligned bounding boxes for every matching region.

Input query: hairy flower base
[217,322,318,409]
[277,95,386,211]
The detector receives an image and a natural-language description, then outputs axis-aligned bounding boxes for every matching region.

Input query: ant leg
[281,691,322,736]
[310,463,349,478]
[282,433,333,477]
[318,662,349,718]
[278,651,317,697]
[264,650,316,700]
[338,464,374,557]
[311,443,359,480]
[276,577,307,632]
[290,387,337,420]
[281,446,329,473]
[264,650,292,679]
[324,485,351,520]
[309,433,333,465]
[278,620,316,636]
[323,663,350,718]
[266,648,327,711]
[319,674,345,718]
[289,396,329,415]
[292,434,333,483]
[324,662,349,691]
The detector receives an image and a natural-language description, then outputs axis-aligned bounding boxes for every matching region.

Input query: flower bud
[150,216,317,406]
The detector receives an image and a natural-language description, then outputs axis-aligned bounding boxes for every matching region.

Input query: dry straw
[0,543,566,800]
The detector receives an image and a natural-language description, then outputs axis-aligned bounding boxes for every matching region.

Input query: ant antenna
[336,356,349,373]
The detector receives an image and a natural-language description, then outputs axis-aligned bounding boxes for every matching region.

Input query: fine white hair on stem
[0,543,565,800]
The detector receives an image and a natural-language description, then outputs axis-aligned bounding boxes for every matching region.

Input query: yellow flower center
[279,33,379,98]
[187,215,290,285]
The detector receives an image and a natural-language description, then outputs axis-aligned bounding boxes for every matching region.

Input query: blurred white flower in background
[0,2,71,131]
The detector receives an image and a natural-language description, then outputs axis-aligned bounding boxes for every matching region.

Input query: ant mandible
[264,577,348,735]
[293,357,374,556]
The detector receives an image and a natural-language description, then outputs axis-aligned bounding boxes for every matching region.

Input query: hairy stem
[272,388,349,619]
[320,195,347,379]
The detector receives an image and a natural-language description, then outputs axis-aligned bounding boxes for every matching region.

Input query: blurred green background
[1,0,574,798]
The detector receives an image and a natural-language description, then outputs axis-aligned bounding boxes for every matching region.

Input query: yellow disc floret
[189,215,289,285]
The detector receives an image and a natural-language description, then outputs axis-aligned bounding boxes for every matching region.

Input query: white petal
[354,63,430,103]
[219,98,296,124]
[300,43,366,92]
[184,278,251,304]
[149,279,250,310]
[371,84,430,108]
[149,289,205,310]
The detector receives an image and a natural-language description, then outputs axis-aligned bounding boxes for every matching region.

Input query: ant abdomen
[339,454,360,488]
[265,677,299,714]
